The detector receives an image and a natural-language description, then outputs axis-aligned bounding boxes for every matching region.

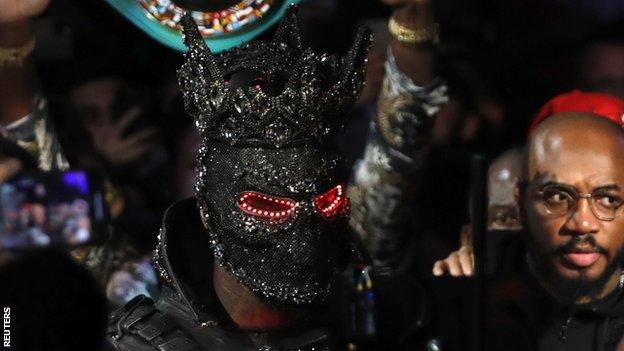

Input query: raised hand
[432,225,475,277]
[378,0,437,86]
[380,0,433,25]
[0,0,52,23]
[87,106,158,165]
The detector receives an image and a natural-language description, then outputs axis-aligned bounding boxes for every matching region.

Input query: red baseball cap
[528,90,624,134]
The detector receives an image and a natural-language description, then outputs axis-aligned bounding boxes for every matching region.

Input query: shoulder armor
[108,295,202,351]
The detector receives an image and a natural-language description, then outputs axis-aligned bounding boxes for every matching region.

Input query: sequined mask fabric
[177,7,371,305]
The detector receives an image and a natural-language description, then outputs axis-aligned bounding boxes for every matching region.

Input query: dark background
[29,0,624,270]
[34,0,624,146]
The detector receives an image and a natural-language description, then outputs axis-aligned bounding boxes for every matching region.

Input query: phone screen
[0,170,108,250]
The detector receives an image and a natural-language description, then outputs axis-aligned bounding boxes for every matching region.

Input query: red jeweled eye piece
[237,191,298,220]
[314,184,349,219]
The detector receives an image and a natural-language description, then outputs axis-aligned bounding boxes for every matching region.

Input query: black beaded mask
[177,7,371,305]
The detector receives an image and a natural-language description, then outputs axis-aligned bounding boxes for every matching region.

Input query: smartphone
[0,170,108,250]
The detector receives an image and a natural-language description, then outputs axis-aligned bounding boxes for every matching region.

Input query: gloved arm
[349,0,448,267]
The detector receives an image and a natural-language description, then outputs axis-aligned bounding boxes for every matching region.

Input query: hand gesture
[88,106,158,165]
[432,225,475,277]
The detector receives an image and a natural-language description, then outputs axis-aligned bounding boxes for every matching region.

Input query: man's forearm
[0,18,68,171]
[349,64,447,266]
[389,1,436,86]
[349,1,446,267]
[0,20,36,125]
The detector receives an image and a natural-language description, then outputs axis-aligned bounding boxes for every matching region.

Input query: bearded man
[434,91,624,350]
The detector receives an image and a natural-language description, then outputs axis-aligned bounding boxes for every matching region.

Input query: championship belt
[105,0,301,52]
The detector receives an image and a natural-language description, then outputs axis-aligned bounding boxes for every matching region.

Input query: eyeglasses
[535,183,624,221]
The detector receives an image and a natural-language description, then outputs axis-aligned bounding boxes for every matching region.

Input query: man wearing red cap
[528,90,624,133]
[435,91,624,350]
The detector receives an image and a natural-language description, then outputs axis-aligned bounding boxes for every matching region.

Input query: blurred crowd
[11,0,624,259]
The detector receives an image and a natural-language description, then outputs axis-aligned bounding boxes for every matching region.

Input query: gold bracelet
[0,37,36,68]
[388,17,439,45]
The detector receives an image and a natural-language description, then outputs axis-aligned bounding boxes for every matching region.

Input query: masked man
[106,8,430,350]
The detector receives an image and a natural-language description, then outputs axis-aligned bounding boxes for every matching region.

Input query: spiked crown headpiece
[177,6,372,148]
